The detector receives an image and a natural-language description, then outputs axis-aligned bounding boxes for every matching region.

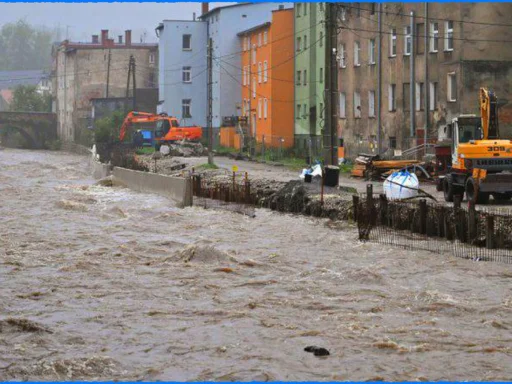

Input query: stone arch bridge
[0,112,57,149]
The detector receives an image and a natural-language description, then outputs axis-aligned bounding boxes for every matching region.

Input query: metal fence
[355,188,512,264]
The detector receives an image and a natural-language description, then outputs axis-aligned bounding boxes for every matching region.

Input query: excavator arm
[479,87,500,140]
[119,111,165,141]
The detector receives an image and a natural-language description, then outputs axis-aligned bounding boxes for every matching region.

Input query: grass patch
[135,147,155,155]
[339,163,353,174]
[215,146,239,155]
[197,163,219,170]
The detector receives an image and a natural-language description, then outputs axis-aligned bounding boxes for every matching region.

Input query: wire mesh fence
[355,189,512,264]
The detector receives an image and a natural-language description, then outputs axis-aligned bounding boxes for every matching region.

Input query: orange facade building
[238,8,294,148]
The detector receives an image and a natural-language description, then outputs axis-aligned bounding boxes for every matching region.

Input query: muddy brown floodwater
[1,149,511,381]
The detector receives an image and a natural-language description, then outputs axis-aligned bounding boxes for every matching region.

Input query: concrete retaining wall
[112,167,192,207]
[92,161,112,180]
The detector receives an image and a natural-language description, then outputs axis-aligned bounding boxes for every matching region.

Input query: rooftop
[237,22,272,37]
[0,70,48,90]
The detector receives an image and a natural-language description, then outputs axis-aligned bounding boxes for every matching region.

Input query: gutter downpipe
[377,3,382,154]
[424,3,429,156]
[410,11,415,139]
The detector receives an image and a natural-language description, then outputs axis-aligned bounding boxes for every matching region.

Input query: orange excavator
[119,111,202,149]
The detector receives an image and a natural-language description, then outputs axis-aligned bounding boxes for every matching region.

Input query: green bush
[94,110,126,144]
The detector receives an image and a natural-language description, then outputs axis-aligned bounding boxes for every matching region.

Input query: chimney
[193,12,196,21]
[118,35,123,44]
[125,30,132,46]
[201,2,209,15]
[92,35,99,44]
[101,29,109,46]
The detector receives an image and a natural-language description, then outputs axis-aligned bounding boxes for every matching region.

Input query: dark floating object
[304,346,330,356]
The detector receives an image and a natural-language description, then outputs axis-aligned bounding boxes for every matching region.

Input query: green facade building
[294,2,326,154]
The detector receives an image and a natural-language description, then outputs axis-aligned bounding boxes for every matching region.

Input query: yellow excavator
[443,87,512,204]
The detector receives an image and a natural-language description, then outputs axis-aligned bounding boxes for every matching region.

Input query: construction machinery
[119,111,202,149]
[443,88,512,204]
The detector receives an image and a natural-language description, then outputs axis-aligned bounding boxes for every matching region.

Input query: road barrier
[112,167,192,207]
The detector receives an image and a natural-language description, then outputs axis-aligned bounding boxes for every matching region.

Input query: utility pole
[106,48,111,97]
[132,56,137,111]
[207,38,214,165]
[126,55,132,112]
[323,3,338,166]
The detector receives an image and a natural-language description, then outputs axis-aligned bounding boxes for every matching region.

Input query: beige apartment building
[337,3,512,159]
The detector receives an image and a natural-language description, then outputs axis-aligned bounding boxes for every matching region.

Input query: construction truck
[443,88,512,204]
[119,111,202,149]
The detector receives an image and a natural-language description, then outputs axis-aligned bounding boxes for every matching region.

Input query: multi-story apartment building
[238,8,294,148]
[337,3,512,159]
[52,29,158,142]
[294,2,326,153]
[156,2,292,137]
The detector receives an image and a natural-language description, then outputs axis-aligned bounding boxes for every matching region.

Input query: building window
[252,44,256,64]
[297,104,302,119]
[304,3,307,15]
[403,83,410,111]
[258,62,262,83]
[429,81,437,111]
[258,98,262,119]
[354,2,361,17]
[339,44,346,68]
[445,20,454,51]
[296,36,301,52]
[296,70,301,85]
[319,3,324,12]
[415,82,424,111]
[447,72,456,102]
[319,67,323,83]
[354,41,361,66]
[354,92,361,118]
[388,84,396,111]
[182,34,191,50]
[296,3,302,17]
[339,92,346,118]
[369,90,375,117]
[320,31,323,47]
[416,23,425,54]
[303,69,307,86]
[320,102,324,119]
[258,33,262,47]
[404,26,412,56]
[149,53,155,64]
[389,136,397,149]
[263,61,268,82]
[253,78,256,98]
[430,22,439,53]
[264,98,268,119]
[182,66,191,83]
[370,3,376,15]
[390,29,396,57]
[304,35,308,50]
[243,37,248,51]
[242,66,247,86]
[369,39,375,64]
[264,31,268,45]
[340,7,346,21]
[182,99,191,117]
[303,103,307,118]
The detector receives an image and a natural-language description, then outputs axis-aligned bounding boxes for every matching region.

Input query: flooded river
[1,149,511,381]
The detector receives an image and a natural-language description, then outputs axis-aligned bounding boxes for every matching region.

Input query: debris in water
[304,346,330,356]
[213,267,235,273]
[0,318,52,333]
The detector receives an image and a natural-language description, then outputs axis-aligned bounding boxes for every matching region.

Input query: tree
[0,19,55,71]
[94,110,126,143]
[9,85,52,112]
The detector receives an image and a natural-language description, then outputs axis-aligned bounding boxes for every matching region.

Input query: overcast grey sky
[0,2,233,42]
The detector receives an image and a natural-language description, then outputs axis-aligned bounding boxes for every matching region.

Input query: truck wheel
[436,177,444,192]
[466,177,489,204]
[443,175,455,202]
